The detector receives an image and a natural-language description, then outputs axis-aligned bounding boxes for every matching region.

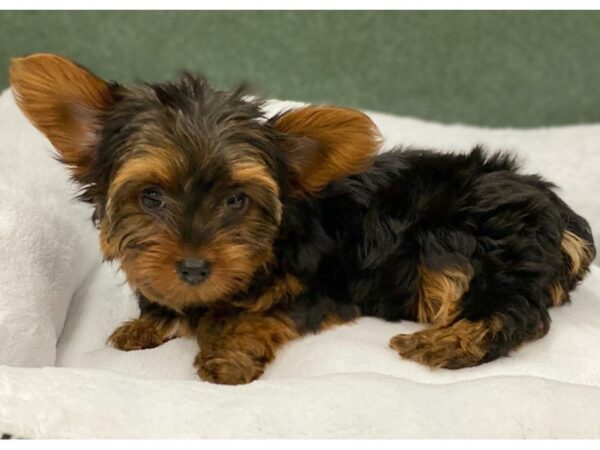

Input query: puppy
[10,53,596,384]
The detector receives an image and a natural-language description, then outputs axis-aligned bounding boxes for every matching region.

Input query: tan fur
[233,273,305,313]
[390,316,504,369]
[547,282,567,307]
[273,106,382,193]
[119,228,272,313]
[561,230,594,277]
[9,54,113,179]
[195,310,299,385]
[98,220,119,260]
[109,148,181,197]
[98,147,278,312]
[319,311,359,331]
[230,159,279,197]
[108,315,192,351]
[416,264,474,324]
[230,159,283,223]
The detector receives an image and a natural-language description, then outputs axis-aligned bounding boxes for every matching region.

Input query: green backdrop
[1,11,599,127]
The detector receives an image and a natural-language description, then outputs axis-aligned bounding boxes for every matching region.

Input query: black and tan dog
[10,53,596,384]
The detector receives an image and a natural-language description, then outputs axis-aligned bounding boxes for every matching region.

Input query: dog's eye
[225,192,248,210]
[140,187,165,210]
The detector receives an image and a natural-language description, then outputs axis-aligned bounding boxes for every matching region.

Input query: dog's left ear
[271,106,382,193]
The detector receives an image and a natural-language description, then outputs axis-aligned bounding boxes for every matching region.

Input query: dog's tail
[547,196,596,307]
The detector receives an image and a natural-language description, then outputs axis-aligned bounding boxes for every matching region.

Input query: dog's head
[10,53,381,311]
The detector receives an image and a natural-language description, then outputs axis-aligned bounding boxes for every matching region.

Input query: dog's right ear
[9,53,114,182]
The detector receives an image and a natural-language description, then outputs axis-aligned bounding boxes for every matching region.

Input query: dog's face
[10,54,381,311]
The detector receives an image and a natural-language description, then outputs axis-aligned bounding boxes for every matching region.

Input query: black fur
[264,147,595,361]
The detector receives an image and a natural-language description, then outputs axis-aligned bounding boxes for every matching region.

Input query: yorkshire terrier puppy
[10,53,596,384]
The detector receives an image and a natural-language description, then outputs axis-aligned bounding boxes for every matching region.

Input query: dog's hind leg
[389,305,550,369]
[389,231,553,369]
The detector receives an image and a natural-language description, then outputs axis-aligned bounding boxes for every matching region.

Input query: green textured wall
[1,11,599,127]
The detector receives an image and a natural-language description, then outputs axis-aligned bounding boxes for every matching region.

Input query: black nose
[176,258,212,285]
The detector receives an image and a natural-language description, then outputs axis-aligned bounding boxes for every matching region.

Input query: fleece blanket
[0,88,599,438]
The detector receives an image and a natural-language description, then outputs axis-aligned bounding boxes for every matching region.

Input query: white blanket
[0,89,599,438]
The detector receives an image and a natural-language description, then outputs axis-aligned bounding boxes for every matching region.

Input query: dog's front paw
[194,349,266,385]
[108,318,167,351]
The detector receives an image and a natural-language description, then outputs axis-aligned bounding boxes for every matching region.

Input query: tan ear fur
[273,106,382,193]
[9,53,113,179]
